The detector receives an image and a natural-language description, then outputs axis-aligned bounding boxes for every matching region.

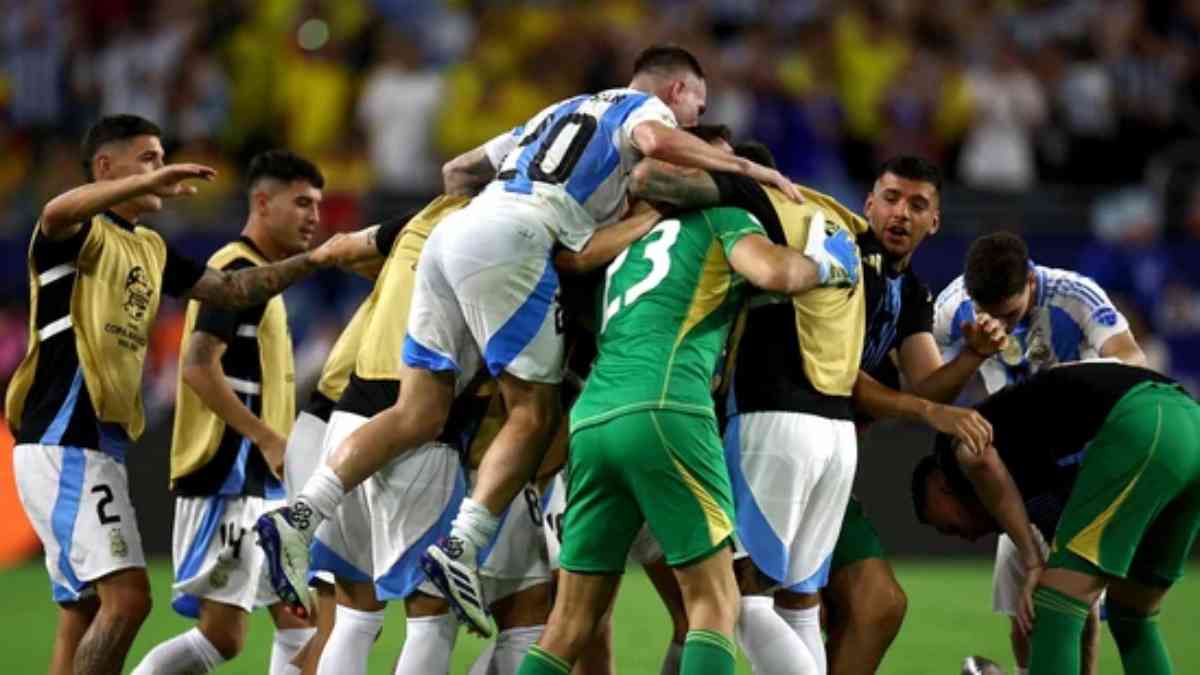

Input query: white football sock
[317,605,384,675]
[394,613,459,675]
[270,627,315,675]
[777,604,826,675]
[491,625,544,675]
[467,641,496,675]
[448,497,500,564]
[660,641,684,675]
[736,596,819,675]
[295,466,347,538]
[130,627,226,674]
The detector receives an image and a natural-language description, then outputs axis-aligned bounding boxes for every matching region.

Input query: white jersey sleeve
[1041,269,1129,353]
[932,275,974,359]
[483,128,522,170]
[621,95,677,154]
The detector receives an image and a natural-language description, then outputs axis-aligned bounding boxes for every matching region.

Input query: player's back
[485,88,677,251]
[572,207,764,430]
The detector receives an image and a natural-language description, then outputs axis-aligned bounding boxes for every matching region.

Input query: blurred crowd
[6,0,1200,415]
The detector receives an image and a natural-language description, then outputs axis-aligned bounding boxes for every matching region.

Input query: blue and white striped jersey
[933,265,1129,401]
[480,88,676,252]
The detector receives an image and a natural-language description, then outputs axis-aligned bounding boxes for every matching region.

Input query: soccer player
[260,44,807,637]
[934,231,1146,675]
[129,150,325,674]
[912,361,1199,675]
[629,139,869,674]
[516,198,858,675]
[821,156,1007,675]
[6,115,349,675]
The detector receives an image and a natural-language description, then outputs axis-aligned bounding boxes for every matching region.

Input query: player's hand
[962,312,1007,358]
[1018,560,1045,636]
[308,232,357,268]
[928,404,992,456]
[257,432,287,479]
[145,163,217,198]
[749,164,805,203]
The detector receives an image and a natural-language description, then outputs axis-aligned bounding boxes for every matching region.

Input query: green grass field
[2,559,1197,673]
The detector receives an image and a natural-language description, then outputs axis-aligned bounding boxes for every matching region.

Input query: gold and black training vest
[171,239,294,495]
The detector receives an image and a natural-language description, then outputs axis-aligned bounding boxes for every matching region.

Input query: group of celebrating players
[8,43,1199,675]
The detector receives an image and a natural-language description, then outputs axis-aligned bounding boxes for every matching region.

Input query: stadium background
[1,0,1199,672]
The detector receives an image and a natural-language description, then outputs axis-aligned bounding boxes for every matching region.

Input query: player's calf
[822,558,907,675]
[197,601,250,660]
[75,568,153,675]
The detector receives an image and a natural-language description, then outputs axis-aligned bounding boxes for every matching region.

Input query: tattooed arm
[185,232,350,309]
[628,158,722,210]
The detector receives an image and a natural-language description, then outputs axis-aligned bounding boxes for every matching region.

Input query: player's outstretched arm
[727,233,820,294]
[185,233,353,309]
[631,121,802,202]
[953,440,1043,631]
[853,371,992,454]
[181,331,286,476]
[555,203,663,274]
[443,145,498,197]
[40,163,216,240]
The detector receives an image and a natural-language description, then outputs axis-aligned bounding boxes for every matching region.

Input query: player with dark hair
[934,230,1147,675]
[7,116,350,675]
[258,43,807,638]
[818,156,1007,675]
[913,362,1199,675]
[129,149,326,674]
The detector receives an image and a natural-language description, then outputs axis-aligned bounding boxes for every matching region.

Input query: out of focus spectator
[358,28,444,212]
[959,38,1047,191]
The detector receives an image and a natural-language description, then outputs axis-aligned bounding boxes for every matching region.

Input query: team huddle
[8,44,1199,675]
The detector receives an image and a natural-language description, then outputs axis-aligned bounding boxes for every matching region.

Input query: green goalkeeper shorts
[830,496,886,573]
[559,410,735,574]
[1050,382,1200,587]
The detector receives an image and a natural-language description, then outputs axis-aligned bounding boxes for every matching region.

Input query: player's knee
[203,625,247,661]
[105,585,153,628]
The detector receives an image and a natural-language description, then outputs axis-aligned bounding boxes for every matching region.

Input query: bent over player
[914,361,1199,675]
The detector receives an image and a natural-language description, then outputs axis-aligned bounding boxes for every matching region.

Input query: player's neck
[109,203,142,225]
[241,222,287,262]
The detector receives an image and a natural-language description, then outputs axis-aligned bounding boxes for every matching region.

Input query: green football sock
[1029,587,1089,675]
[516,645,571,675]
[1108,602,1173,675]
[681,629,736,675]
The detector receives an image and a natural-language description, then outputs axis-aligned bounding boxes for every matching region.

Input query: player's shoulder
[934,275,970,312]
[1037,265,1112,310]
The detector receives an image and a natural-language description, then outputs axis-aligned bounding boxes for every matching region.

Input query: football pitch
[2,559,1197,674]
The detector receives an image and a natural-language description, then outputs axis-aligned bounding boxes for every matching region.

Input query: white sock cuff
[497,624,544,642]
[741,595,775,611]
[335,605,386,634]
[406,612,458,637]
[274,626,316,650]
[186,627,226,669]
[301,465,347,520]
[777,604,821,625]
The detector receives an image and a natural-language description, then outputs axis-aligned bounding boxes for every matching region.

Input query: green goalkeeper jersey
[570,206,765,432]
